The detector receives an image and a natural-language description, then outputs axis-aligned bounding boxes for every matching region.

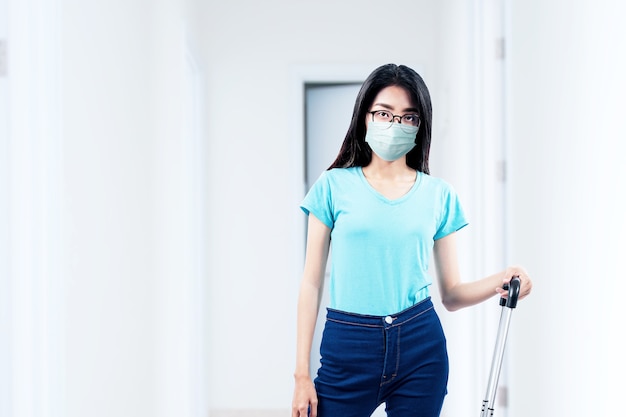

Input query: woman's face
[365,85,418,129]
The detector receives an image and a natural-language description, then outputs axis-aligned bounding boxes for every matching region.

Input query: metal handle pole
[480,276,521,417]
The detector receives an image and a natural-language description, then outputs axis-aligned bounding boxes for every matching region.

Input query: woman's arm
[433,232,532,312]
[292,214,331,417]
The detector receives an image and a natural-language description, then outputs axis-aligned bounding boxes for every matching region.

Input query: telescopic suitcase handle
[481,275,522,417]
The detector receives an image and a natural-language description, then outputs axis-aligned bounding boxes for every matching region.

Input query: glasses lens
[372,110,392,123]
[401,114,420,127]
[401,114,420,134]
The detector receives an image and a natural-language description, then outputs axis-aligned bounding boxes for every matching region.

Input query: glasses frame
[368,110,421,132]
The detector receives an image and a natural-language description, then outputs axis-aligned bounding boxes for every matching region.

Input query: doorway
[304,82,387,417]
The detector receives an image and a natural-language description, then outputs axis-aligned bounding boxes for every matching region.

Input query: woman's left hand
[495,266,532,300]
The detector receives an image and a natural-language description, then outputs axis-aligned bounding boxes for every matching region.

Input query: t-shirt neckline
[357,166,422,204]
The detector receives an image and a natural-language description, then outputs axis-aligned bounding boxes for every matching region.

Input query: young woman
[292,63,532,417]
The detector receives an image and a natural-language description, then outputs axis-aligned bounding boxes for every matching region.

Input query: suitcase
[480,276,521,417]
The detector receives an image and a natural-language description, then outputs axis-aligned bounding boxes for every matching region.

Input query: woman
[292,63,532,417]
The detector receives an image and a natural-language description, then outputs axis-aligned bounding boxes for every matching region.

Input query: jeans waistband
[325,297,434,328]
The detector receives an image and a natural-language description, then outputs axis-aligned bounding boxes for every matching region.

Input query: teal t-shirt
[301,167,468,316]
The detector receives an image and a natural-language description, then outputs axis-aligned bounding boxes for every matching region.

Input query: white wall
[507,1,626,416]
[61,0,210,415]
[61,1,158,416]
[5,0,65,416]
[0,0,10,414]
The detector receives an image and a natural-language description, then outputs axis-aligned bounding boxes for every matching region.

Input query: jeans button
[384,316,393,324]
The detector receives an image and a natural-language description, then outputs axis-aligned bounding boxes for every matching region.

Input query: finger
[515,273,532,299]
[293,402,308,417]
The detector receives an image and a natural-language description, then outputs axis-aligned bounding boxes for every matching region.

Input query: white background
[1,0,625,417]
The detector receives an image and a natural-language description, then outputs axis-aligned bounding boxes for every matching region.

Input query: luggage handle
[499,275,521,309]
[481,275,522,416]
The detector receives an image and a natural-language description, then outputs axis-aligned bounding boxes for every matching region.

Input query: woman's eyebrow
[371,102,419,113]
[371,102,393,110]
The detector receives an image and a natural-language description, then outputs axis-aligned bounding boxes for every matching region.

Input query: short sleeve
[300,171,334,229]
[434,185,468,240]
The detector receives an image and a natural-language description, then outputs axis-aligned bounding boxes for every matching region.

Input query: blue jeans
[314,297,448,417]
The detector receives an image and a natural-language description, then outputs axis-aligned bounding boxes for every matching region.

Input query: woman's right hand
[292,375,318,417]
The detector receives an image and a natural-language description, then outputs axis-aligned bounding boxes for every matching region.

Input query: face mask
[365,122,419,161]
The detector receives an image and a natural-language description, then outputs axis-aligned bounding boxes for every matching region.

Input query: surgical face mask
[365,122,419,161]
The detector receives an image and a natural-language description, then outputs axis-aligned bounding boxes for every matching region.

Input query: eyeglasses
[368,110,421,132]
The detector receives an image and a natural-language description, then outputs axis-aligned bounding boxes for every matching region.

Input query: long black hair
[328,64,433,174]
